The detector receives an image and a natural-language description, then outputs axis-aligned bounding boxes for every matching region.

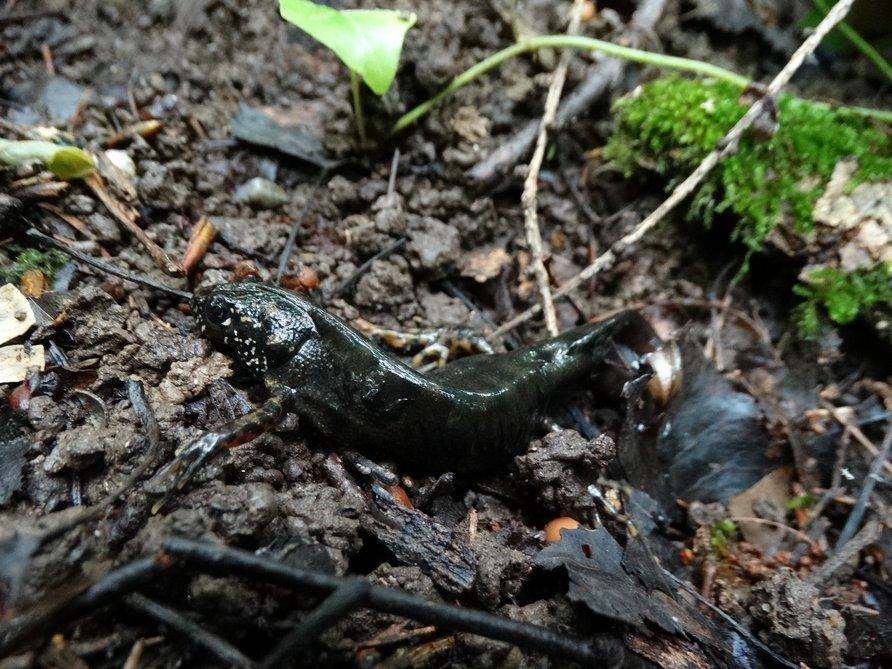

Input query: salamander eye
[205,298,229,324]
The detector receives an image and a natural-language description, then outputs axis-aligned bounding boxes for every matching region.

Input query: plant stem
[813,0,892,82]
[391,33,892,133]
[350,69,368,147]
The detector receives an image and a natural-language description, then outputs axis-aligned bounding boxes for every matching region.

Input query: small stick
[26,229,192,301]
[83,171,180,276]
[328,237,407,299]
[126,593,255,669]
[661,569,799,669]
[0,557,170,655]
[181,215,217,274]
[260,580,370,668]
[807,519,881,586]
[520,0,586,336]
[489,0,857,339]
[164,537,623,666]
[834,422,892,549]
[726,516,817,549]
[275,169,327,285]
[387,148,400,200]
[822,401,892,476]
[40,44,54,75]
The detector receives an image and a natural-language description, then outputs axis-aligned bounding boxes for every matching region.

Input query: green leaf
[46,147,95,179]
[279,0,416,96]
[0,139,95,179]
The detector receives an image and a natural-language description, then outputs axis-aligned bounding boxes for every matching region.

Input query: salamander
[153,281,642,505]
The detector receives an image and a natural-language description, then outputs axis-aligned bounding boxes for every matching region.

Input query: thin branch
[521,0,587,336]
[0,558,170,655]
[328,237,407,299]
[27,229,192,301]
[275,169,327,285]
[260,580,370,668]
[126,593,255,669]
[807,519,881,586]
[822,401,892,476]
[163,538,622,666]
[661,569,799,669]
[835,421,892,549]
[489,0,860,340]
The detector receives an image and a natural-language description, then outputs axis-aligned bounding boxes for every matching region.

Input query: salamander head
[192,282,317,375]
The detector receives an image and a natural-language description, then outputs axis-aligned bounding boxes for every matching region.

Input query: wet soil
[1,1,890,668]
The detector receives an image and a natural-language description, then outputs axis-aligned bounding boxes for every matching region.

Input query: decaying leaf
[231,103,339,169]
[727,466,793,553]
[535,526,685,634]
[0,284,36,345]
[619,333,774,507]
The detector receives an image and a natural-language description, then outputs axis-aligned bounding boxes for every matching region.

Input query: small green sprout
[784,493,817,511]
[0,139,95,179]
[279,0,416,145]
[710,518,739,551]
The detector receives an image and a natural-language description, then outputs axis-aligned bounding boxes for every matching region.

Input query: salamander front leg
[151,395,289,513]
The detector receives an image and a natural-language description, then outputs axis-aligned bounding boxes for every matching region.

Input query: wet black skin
[192,282,634,474]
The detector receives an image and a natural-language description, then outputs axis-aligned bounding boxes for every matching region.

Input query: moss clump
[0,246,67,284]
[793,263,892,339]
[603,76,892,255]
[604,76,892,336]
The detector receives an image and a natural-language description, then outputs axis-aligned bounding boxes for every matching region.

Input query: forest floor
[1,1,890,667]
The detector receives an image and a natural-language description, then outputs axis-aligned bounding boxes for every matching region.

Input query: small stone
[233,177,289,209]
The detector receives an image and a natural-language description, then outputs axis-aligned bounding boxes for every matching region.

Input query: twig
[328,237,407,299]
[387,148,400,200]
[260,580,370,668]
[468,0,666,184]
[83,172,180,276]
[125,593,255,669]
[164,537,622,666]
[726,516,817,548]
[834,422,892,549]
[489,0,859,340]
[0,557,170,655]
[807,519,881,586]
[521,0,586,336]
[822,401,892,476]
[275,169,327,285]
[661,569,798,669]
[26,229,192,301]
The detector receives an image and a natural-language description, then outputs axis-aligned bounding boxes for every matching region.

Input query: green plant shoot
[0,139,95,179]
[279,0,416,144]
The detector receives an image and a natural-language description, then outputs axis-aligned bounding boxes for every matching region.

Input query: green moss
[0,246,67,284]
[603,76,892,255]
[793,263,892,339]
[604,76,892,335]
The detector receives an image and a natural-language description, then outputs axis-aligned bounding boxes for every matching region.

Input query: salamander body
[193,282,633,472]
